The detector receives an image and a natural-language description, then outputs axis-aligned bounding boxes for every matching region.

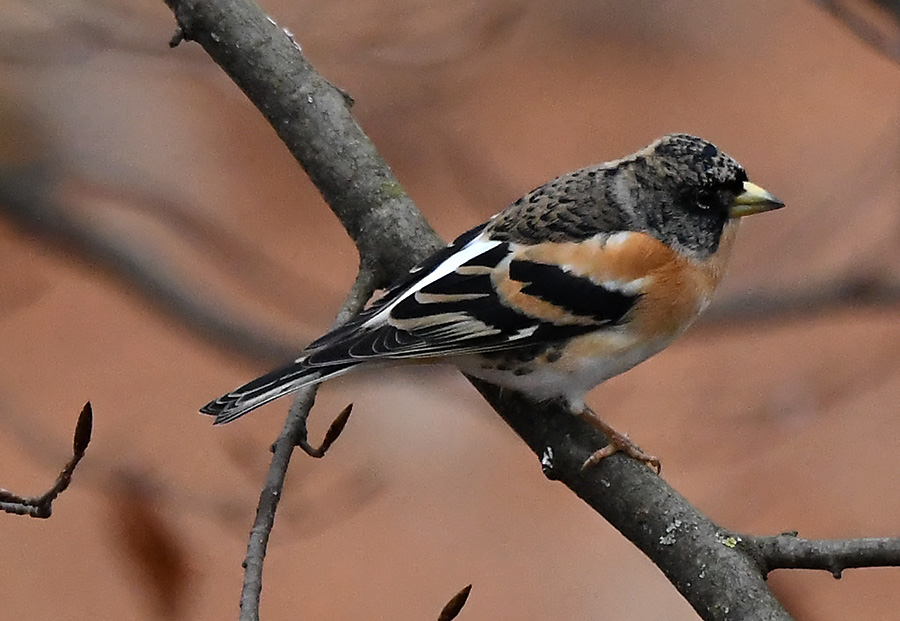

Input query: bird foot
[577,406,661,473]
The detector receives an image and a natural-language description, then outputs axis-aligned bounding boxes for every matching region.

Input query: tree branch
[240,385,317,620]
[740,533,900,579]
[0,402,92,518]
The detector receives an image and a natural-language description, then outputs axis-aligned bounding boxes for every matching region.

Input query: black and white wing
[201,223,642,423]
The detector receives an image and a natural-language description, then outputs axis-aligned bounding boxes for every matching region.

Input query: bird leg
[577,405,661,473]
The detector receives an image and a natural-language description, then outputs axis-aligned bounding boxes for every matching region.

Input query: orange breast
[495,223,739,338]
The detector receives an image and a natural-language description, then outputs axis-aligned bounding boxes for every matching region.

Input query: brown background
[2,1,900,619]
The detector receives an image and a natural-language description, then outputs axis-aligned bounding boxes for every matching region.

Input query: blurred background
[2,0,900,619]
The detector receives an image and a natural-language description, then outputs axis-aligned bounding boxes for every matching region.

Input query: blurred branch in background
[811,0,900,63]
[701,270,900,327]
[67,181,342,331]
[0,0,205,65]
[0,402,91,518]
[107,468,195,619]
[0,98,302,364]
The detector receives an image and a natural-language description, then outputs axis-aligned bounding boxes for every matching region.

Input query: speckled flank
[477,341,564,375]
[459,327,671,402]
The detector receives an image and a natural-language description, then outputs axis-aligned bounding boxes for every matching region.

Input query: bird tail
[199,358,356,425]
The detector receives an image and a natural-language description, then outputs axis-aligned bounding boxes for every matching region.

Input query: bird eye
[700,143,718,159]
[695,188,718,210]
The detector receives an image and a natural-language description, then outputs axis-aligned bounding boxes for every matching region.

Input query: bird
[201,133,783,470]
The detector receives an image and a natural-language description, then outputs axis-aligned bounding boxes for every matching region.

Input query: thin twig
[296,403,353,458]
[0,402,93,518]
[240,386,316,620]
[740,533,900,579]
[239,267,377,619]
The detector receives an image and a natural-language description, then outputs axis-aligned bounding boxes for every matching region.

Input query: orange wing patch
[491,271,598,325]
[493,224,739,337]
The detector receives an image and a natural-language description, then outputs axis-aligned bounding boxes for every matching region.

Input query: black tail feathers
[200,359,355,424]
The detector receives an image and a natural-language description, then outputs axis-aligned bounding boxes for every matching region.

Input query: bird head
[619,133,784,258]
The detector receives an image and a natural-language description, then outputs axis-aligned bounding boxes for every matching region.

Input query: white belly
[455,330,677,408]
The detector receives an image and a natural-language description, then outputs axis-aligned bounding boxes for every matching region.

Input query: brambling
[202,134,783,470]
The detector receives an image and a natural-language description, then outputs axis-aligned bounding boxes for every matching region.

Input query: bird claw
[581,437,661,473]
[577,405,661,473]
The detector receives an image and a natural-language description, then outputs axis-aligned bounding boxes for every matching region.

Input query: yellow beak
[729,181,784,218]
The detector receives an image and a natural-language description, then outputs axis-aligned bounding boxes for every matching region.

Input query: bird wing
[202,222,657,424]
[301,225,645,366]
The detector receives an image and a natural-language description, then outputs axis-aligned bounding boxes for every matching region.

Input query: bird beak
[729,181,784,218]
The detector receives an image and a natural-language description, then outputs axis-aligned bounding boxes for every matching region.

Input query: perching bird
[201,134,783,469]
